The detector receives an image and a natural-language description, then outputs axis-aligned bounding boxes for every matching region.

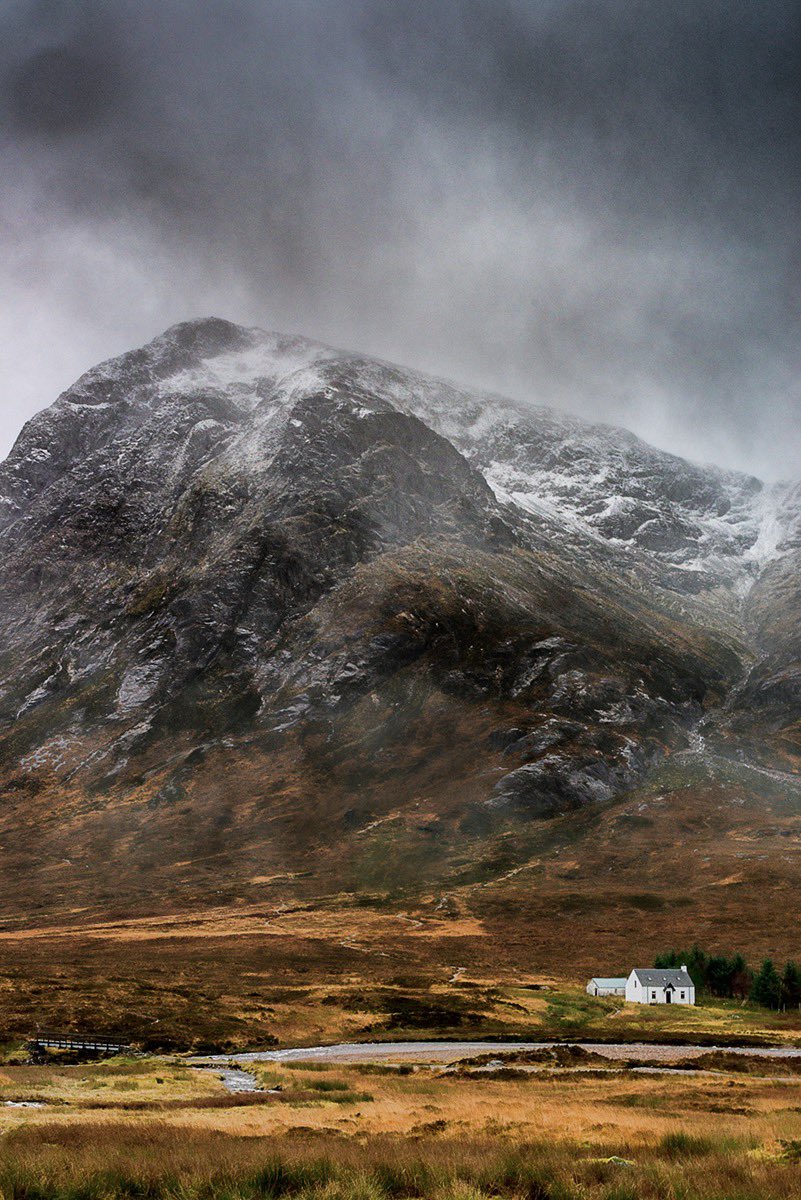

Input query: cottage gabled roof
[631,968,693,988]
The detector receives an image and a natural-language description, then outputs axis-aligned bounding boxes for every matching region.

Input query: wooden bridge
[28,1031,130,1055]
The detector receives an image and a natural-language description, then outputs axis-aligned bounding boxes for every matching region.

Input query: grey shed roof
[631,968,693,988]
[589,978,627,987]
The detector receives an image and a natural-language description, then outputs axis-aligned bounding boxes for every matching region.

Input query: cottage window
[680,991,685,999]
[651,990,657,999]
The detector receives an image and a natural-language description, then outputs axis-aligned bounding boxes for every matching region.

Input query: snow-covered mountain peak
[0,317,799,913]
[282,344,794,601]
[155,324,335,411]
[2,318,798,604]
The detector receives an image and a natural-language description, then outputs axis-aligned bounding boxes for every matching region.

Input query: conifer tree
[654,950,679,969]
[751,959,783,1010]
[782,962,801,1010]
[730,953,751,999]
[686,945,708,990]
[706,955,733,997]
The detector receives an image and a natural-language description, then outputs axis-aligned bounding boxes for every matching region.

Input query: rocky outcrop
[0,318,797,917]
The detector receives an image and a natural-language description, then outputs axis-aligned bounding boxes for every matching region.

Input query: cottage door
[665,987,673,1004]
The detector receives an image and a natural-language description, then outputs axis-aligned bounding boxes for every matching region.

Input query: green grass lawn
[522,986,801,1045]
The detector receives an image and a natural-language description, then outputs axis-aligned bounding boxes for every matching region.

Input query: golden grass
[3,1058,801,1199]
[0,1058,218,1107]
[0,905,485,944]
[2,1057,801,1195]
[3,911,801,1053]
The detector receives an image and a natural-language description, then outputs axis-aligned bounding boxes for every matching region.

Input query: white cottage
[586,977,627,997]
[625,966,695,1005]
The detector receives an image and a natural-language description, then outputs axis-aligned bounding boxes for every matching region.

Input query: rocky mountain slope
[0,317,798,929]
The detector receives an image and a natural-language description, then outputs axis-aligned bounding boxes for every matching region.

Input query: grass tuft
[657,1131,716,1159]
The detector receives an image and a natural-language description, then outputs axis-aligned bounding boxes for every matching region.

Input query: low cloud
[1,0,798,479]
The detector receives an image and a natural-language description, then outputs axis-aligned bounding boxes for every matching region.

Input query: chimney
[681,964,687,972]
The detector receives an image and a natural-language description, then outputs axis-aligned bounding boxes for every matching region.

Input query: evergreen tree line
[654,947,801,1011]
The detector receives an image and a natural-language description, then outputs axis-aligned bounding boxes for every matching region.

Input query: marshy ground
[4,911,801,1196]
[4,1050,801,1198]
[4,907,801,1051]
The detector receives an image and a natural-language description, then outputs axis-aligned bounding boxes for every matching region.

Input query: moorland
[5,1046,801,1199]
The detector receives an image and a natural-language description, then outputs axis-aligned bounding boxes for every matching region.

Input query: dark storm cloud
[1,0,799,478]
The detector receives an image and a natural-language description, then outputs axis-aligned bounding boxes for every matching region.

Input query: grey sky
[1,0,799,479]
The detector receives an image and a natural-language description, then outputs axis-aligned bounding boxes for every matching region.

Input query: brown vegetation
[5,901,801,1051]
[3,1056,801,1198]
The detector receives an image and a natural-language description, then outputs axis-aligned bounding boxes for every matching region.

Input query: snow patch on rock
[161,338,331,409]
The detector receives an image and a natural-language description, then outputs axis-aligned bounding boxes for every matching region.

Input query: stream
[190,1039,801,1069]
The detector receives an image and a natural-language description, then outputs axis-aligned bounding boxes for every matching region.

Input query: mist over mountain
[0,319,799,932]
[1,1,799,478]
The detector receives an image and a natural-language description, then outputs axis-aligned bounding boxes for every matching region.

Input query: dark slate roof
[632,968,693,988]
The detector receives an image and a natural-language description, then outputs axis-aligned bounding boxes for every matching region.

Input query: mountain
[0,317,799,955]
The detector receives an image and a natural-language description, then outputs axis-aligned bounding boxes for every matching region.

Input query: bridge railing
[29,1033,130,1053]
